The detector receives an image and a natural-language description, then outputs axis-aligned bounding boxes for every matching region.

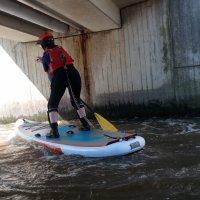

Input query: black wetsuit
[47,64,82,112]
[42,45,89,128]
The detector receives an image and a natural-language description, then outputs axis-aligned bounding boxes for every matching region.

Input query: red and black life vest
[45,46,74,77]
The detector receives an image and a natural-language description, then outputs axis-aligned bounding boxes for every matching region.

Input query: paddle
[80,99,118,132]
[65,69,117,132]
[65,71,94,129]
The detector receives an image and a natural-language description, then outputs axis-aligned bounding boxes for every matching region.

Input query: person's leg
[47,110,59,137]
[47,70,67,137]
[68,88,90,131]
[67,65,90,130]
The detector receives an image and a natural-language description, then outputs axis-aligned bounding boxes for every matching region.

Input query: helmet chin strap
[41,44,46,50]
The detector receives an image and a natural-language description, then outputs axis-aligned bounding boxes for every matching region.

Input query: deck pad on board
[19,120,135,147]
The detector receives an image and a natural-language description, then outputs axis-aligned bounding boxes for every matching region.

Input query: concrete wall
[169,0,200,107]
[1,0,200,120]
[88,0,173,106]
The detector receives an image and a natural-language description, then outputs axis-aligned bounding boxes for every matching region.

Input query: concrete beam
[0,0,69,33]
[88,0,121,26]
[0,12,48,39]
[18,0,84,31]
[0,25,37,42]
[113,0,146,8]
[26,0,121,32]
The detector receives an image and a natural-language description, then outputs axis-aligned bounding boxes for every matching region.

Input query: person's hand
[36,56,42,62]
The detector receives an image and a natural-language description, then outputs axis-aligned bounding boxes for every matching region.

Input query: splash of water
[0,123,16,146]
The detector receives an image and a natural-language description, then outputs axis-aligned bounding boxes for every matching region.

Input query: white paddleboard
[15,119,145,157]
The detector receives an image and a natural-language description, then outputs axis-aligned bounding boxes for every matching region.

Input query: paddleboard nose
[15,119,24,129]
[139,136,146,148]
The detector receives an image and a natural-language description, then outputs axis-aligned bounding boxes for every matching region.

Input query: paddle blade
[94,113,118,132]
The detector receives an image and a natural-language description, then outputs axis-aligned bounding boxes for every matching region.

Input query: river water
[0,118,200,200]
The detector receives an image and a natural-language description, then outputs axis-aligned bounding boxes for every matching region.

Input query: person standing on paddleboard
[36,32,90,138]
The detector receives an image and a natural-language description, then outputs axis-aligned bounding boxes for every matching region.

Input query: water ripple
[0,119,200,200]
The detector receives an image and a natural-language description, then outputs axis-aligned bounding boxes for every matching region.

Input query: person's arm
[42,52,50,72]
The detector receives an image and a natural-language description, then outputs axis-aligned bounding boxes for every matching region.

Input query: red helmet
[37,32,53,45]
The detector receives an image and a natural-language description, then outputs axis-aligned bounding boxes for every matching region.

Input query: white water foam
[0,123,16,146]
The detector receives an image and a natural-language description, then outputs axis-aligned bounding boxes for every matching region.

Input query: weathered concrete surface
[1,0,200,121]
[169,0,200,107]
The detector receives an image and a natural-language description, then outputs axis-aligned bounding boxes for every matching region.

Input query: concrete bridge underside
[0,0,145,42]
[1,0,200,121]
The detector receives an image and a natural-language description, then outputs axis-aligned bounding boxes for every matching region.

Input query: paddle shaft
[80,99,94,114]
[80,99,118,132]
[65,69,117,132]
[65,71,93,127]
